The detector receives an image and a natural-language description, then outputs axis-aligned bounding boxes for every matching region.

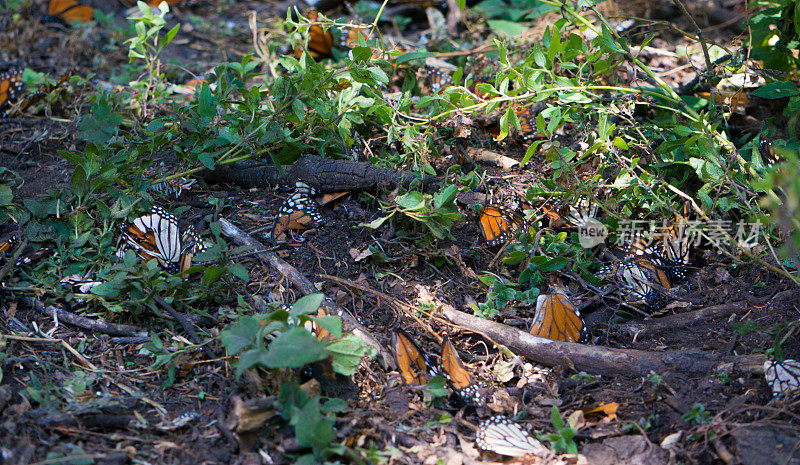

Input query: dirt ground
[1,1,799,465]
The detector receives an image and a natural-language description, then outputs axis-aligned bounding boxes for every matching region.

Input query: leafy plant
[221,294,374,378]
[363,185,464,242]
[682,403,711,425]
[544,406,578,454]
[124,1,181,114]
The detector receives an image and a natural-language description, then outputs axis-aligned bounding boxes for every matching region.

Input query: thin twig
[151,293,219,361]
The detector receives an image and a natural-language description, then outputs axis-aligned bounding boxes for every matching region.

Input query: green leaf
[351,46,372,62]
[311,315,342,338]
[227,263,249,281]
[751,81,800,99]
[551,406,564,429]
[487,20,529,38]
[76,101,121,145]
[326,334,376,375]
[290,293,324,316]
[263,327,328,368]
[359,213,392,229]
[395,51,436,65]
[293,398,335,454]
[221,316,260,355]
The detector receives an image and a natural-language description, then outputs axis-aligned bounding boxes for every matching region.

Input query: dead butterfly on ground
[4,71,72,118]
[270,182,325,244]
[46,0,94,24]
[478,205,527,246]
[116,205,206,274]
[422,66,453,93]
[476,416,548,458]
[393,329,439,385]
[764,358,800,397]
[530,292,586,343]
[149,177,196,198]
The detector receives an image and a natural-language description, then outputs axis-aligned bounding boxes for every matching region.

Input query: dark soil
[1,1,798,465]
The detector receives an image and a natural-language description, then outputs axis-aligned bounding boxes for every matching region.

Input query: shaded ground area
[1,1,799,464]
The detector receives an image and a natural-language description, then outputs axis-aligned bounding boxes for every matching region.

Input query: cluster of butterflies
[392,329,559,457]
[478,195,692,315]
[393,329,486,406]
[116,205,206,274]
[596,206,692,313]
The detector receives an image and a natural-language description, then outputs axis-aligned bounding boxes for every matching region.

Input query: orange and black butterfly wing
[621,258,671,313]
[295,10,333,59]
[530,293,585,343]
[393,329,432,385]
[513,103,537,140]
[0,71,24,116]
[270,182,324,244]
[47,0,94,23]
[441,336,485,405]
[441,336,471,391]
[479,205,525,246]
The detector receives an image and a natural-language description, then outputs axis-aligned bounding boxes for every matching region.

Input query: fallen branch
[25,297,148,338]
[219,218,392,366]
[615,302,748,338]
[440,304,766,377]
[200,154,437,193]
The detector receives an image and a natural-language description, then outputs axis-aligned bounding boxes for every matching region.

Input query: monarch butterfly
[512,103,537,141]
[423,66,453,93]
[394,330,485,404]
[764,358,800,397]
[304,307,332,341]
[619,258,671,312]
[60,275,104,294]
[339,25,372,49]
[393,329,438,385]
[116,206,205,274]
[47,0,94,23]
[441,336,485,405]
[654,204,692,283]
[270,182,325,244]
[16,245,54,267]
[530,292,586,343]
[478,205,527,246]
[0,70,24,116]
[0,234,17,255]
[475,416,548,458]
[149,177,196,198]
[293,10,334,59]
[759,136,783,166]
[625,234,663,264]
